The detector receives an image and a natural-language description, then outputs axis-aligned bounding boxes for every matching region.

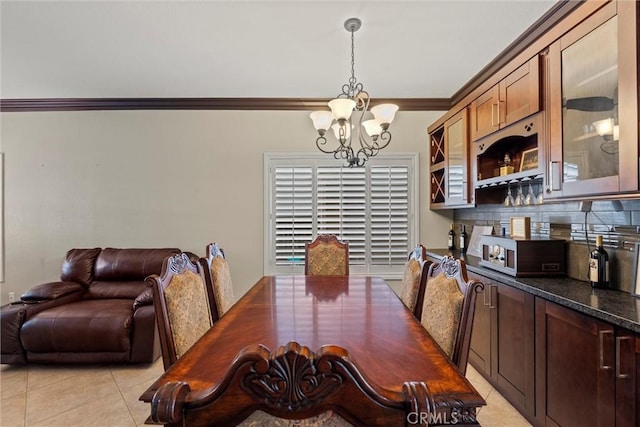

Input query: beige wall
[0,109,452,302]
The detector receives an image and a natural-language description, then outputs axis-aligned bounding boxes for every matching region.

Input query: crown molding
[0,97,450,112]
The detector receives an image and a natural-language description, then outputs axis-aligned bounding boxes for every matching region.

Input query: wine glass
[514,185,524,207]
[524,183,534,205]
[504,186,513,207]
[536,185,544,204]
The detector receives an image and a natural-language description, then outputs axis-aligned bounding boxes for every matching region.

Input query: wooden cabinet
[429,108,473,209]
[546,0,639,199]
[467,272,535,419]
[468,274,491,374]
[471,56,540,142]
[535,297,638,427]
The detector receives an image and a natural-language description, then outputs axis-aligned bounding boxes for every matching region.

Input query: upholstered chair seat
[305,235,349,276]
[419,256,484,375]
[240,410,352,426]
[146,252,216,370]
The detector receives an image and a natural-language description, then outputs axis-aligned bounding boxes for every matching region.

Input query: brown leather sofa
[1,247,180,365]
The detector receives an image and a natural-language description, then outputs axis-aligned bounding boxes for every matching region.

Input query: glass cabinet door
[445,109,471,206]
[561,16,618,185]
[548,1,638,198]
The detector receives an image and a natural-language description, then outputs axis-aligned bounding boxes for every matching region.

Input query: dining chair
[304,234,349,276]
[146,252,216,371]
[420,255,484,375]
[398,244,431,319]
[199,242,235,322]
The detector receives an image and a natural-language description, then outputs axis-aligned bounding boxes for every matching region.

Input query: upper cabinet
[546,1,639,198]
[471,56,540,142]
[429,108,473,209]
[428,0,639,209]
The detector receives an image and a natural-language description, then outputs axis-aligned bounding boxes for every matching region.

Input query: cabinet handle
[483,284,490,306]
[549,161,562,191]
[490,103,497,127]
[489,284,496,309]
[599,330,613,370]
[616,336,631,379]
[496,100,503,125]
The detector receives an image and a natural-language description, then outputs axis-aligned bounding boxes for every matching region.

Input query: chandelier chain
[350,29,356,90]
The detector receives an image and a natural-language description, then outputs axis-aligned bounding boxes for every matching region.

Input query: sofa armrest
[1,303,27,364]
[133,288,153,310]
[21,281,85,302]
[130,304,161,363]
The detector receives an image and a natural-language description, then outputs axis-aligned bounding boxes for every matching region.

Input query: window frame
[263,152,419,279]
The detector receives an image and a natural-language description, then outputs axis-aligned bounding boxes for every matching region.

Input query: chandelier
[309,18,399,168]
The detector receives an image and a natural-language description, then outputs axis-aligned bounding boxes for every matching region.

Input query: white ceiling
[1,0,557,100]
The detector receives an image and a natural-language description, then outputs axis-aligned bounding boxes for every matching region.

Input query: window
[264,153,418,278]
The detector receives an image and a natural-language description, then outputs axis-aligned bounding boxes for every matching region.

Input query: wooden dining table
[140,275,485,426]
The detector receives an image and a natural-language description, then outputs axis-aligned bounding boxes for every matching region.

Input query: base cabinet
[467,272,535,419]
[467,272,638,427]
[535,297,638,427]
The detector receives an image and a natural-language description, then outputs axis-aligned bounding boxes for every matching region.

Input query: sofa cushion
[85,281,146,300]
[20,299,134,353]
[61,248,102,286]
[94,248,179,281]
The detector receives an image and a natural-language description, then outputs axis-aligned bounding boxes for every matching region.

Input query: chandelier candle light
[310,18,399,167]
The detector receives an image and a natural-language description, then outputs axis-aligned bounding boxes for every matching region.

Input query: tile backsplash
[454,199,640,293]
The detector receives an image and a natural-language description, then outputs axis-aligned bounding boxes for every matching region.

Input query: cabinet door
[614,330,637,427]
[547,1,639,198]
[471,85,499,141]
[468,274,492,377]
[492,283,535,418]
[471,56,540,143]
[535,298,615,427]
[444,108,472,206]
[501,56,540,126]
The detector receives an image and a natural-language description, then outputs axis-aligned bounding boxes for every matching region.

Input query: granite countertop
[427,248,640,334]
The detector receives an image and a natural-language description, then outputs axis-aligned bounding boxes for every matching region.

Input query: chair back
[398,245,431,319]
[146,252,215,371]
[199,243,235,321]
[420,255,483,375]
[304,234,349,276]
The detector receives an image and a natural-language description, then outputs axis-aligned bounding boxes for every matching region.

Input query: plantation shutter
[316,166,367,265]
[370,165,410,265]
[274,166,313,265]
[266,154,417,277]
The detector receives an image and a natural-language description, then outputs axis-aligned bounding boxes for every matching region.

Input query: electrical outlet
[8,292,15,303]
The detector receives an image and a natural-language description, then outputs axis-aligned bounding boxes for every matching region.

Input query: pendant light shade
[310,111,334,133]
[328,99,357,121]
[371,104,399,127]
[362,119,382,137]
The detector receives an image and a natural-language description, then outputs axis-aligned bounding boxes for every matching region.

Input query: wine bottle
[459,225,468,254]
[589,235,609,289]
[448,224,456,251]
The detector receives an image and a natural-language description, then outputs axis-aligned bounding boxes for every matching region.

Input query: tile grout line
[109,366,138,426]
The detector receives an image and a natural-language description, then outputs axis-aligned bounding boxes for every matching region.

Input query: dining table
[140,274,485,426]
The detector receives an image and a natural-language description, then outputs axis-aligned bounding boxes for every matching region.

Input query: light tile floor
[1,361,531,426]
